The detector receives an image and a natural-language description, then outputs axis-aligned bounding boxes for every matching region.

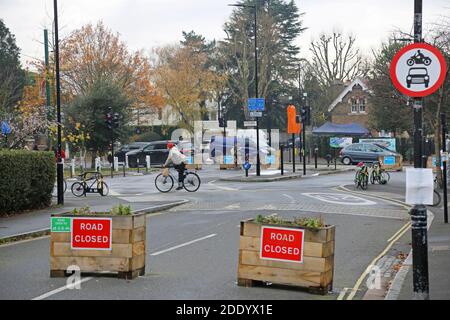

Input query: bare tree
[309,32,366,88]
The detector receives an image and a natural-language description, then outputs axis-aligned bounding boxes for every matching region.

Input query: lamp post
[229,2,261,176]
[53,0,64,205]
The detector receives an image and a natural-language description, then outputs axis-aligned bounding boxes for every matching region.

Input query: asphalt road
[0,168,411,300]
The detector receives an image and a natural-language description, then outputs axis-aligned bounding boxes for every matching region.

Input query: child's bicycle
[370,161,390,185]
[354,162,369,190]
[155,167,201,193]
[71,171,109,197]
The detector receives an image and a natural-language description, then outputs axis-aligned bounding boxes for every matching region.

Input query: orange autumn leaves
[59,22,164,111]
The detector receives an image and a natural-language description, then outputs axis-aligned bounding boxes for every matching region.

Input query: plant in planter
[50,204,146,280]
[238,214,335,295]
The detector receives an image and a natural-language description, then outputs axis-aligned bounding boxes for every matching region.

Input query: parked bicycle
[370,162,390,185]
[71,171,109,197]
[155,167,201,193]
[354,162,369,190]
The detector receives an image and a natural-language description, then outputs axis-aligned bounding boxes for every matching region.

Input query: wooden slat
[112,229,132,244]
[321,269,334,287]
[133,215,146,229]
[51,232,70,242]
[242,222,261,237]
[131,227,146,243]
[112,216,133,230]
[132,241,145,256]
[237,265,322,287]
[130,254,145,270]
[52,243,132,258]
[50,256,130,272]
[240,250,333,273]
[51,229,134,244]
[239,236,334,258]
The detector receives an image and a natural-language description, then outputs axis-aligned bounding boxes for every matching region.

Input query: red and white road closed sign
[260,226,304,263]
[390,42,447,97]
[71,218,112,250]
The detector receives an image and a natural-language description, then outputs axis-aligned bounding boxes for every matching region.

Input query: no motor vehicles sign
[260,226,304,263]
[390,42,447,97]
[71,218,112,250]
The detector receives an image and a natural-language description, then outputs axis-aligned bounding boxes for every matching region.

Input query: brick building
[327,78,371,129]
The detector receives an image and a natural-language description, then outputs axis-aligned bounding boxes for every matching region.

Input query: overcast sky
[1,0,449,68]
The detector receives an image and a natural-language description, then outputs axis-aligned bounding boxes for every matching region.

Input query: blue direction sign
[1,121,12,135]
[243,162,251,171]
[248,98,265,112]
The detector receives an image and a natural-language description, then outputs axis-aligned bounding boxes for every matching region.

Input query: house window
[351,98,358,113]
[359,98,366,112]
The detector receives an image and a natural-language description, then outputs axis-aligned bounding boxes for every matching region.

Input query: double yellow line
[336,185,412,300]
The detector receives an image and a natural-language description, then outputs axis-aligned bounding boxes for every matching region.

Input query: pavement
[339,170,450,300]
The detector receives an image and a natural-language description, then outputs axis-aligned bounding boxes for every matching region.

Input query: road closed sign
[390,42,447,97]
[71,218,112,250]
[260,226,304,263]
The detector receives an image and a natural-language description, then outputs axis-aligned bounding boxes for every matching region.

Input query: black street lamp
[53,0,64,205]
[229,2,261,176]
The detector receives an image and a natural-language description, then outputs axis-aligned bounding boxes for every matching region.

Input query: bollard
[146,155,151,173]
[125,155,129,169]
[123,162,126,177]
[71,159,75,178]
[410,205,430,300]
[314,147,318,169]
[137,158,140,174]
[114,157,119,172]
[280,145,284,176]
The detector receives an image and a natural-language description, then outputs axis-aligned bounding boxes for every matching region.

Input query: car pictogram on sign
[406,67,430,88]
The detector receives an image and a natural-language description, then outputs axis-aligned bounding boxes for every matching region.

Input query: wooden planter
[237,219,335,295]
[186,164,202,170]
[50,212,146,280]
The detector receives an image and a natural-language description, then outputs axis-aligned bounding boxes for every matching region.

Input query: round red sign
[390,42,447,97]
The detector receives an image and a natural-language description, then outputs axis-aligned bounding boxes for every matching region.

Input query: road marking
[150,234,217,256]
[346,221,411,300]
[387,222,411,243]
[32,277,93,300]
[208,180,239,191]
[337,288,350,300]
[282,194,296,204]
[302,193,377,206]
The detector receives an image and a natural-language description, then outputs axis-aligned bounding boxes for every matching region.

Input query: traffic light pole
[302,119,306,175]
[411,0,429,300]
[441,113,448,224]
[54,0,64,206]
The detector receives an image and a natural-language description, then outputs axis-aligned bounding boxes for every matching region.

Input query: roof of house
[327,78,369,113]
[312,122,370,136]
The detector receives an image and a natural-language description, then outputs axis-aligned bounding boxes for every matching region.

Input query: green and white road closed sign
[51,217,71,232]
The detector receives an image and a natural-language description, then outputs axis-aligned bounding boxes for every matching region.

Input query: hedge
[0,150,55,214]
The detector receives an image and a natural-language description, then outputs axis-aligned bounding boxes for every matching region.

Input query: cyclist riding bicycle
[163,142,188,190]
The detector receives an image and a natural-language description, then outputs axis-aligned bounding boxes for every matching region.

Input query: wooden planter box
[50,212,146,280]
[186,164,202,170]
[379,155,403,172]
[237,219,335,295]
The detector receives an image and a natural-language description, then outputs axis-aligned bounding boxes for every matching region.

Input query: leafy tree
[219,0,305,127]
[59,21,163,121]
[65,81,131,162]
[0,19,25,120]
[367,40,412,135]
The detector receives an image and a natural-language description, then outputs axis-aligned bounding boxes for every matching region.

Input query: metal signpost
[248,98,265,176]
[390,0,447,300]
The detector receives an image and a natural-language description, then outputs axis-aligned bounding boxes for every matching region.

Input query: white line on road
[208,180,239,191]
[282,194,296,204]
[150,234,217,256]
[32,277,93,300]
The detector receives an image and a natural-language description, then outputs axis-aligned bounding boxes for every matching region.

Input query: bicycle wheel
[183,172,201,192]
[71,182,86,197]
[360,175,369,190]
[432,190,441,207]
[155,173,174,193]
[99,181,109,196]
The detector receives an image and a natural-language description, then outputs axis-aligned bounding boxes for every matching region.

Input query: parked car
[114,142,152,162]
[339,143,399,165]
[126,140,175,168]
